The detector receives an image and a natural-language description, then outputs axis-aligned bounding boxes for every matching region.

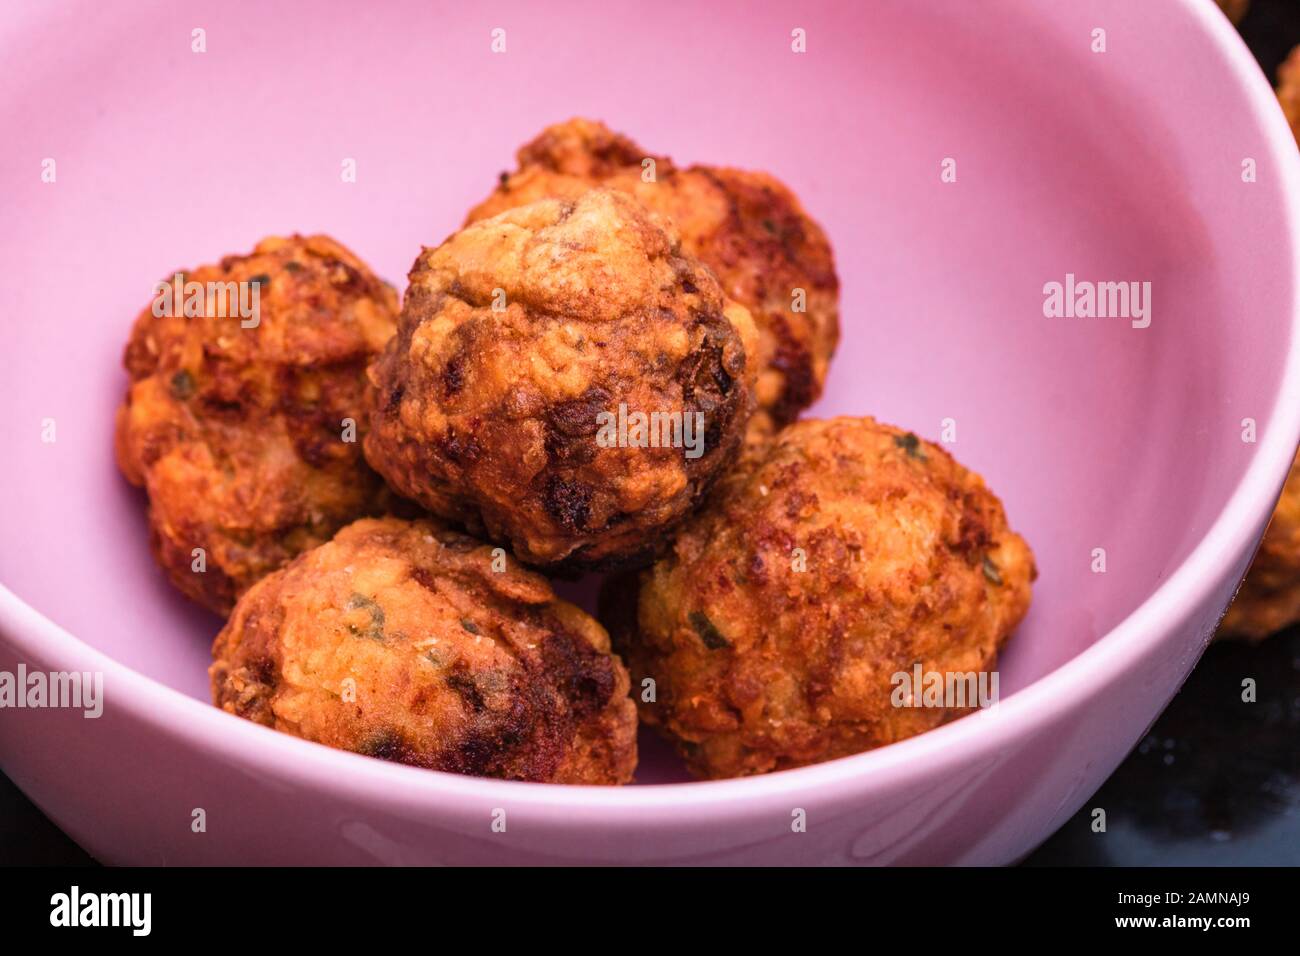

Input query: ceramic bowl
[2,0,1298,864]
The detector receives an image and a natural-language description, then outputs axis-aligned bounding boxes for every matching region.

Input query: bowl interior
[0,0,1293,785]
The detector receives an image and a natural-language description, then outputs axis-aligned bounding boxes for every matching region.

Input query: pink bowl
[2,0,1299,865]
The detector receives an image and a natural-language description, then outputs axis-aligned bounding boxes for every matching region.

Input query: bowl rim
[4,0,1300,823]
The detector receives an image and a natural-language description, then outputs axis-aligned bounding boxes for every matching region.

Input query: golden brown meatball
[210,516,637,784]
[1279,45,1300,147]
[365,188,758,571]
[115,235,400,614]
[1216,0,1249,25]
[1220,453,1300,641]
[602,417,1035,779]
[467,118,839,436]
[1218,51,1300,642]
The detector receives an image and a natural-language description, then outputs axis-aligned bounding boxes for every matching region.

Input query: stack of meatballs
[115,119,1035,784]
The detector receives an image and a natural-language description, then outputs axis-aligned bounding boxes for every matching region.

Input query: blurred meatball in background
[467,117,839,442]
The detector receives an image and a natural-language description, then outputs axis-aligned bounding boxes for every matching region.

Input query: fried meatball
[602,417,1035,779]
[1220,52,1300,642]
[1216,0,1249,25]
[467,118,840,436]
[210,516,637,784]
[1220,453,1300,641]
[1279,45,1300,147]
[365,188,758,571]
[115,235,399,614]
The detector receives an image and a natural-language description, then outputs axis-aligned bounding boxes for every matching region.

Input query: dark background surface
[3,0,1300,867]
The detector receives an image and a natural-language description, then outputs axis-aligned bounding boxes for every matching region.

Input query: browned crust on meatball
[601,417,1035,779]
[1220,452,1300,641]
[115,235,400,614]
[1279,45,1300,147]
[1218,52,1300,642]
[466,118,839,434]
[210,516,638,784]
[514,117,650,178]
[365,188,757,570]
[1216,0,1249,26]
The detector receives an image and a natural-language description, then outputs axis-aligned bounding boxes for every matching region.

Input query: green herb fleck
[894,432,926,460]
[169,369,195,400]
[284,261,302,273]
[761,218,778,235]
[689,611,730,650]
[345,592,386,641]
[460,618,480,635]
[249,273,271,289]
[982,556,1003,586]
